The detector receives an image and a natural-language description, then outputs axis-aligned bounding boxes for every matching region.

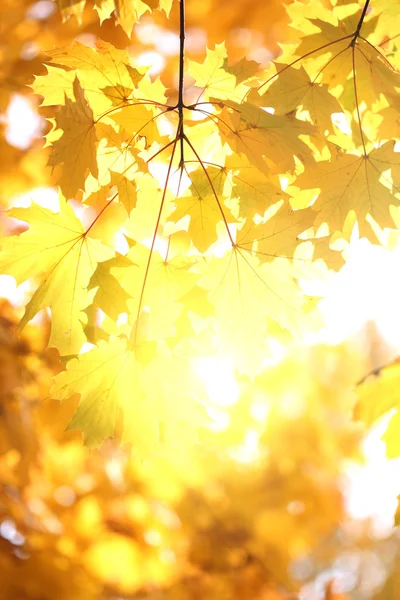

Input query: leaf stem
[351,46,367,154]
[131,135,180,346]
[182,133,235,247]
[257,35,353,94]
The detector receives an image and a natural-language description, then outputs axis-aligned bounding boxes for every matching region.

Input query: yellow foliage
[3,0,400,598]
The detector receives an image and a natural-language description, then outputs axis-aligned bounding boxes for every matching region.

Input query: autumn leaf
[295,142,400,237]
[56,0,173,35]
[48,77,98,198]
[0,200,113,355]
[111,242,199,340]
[254,63,343,136]
[4,1,400,598]
[51,336,207,450]
[355,357,400,458]
[170,167,236,252]
[197,247,309,374]
[220,99,316,175]
[34,41,138,111]
[188,43,253,102]
[5,0,400,460]
[238,203,316,261]
[88,253,132,320]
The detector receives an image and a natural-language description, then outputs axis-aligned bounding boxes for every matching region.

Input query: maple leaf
[56,0,172,36]
[31,65,77,107]
[88,253,132,321]
[32,42,165,196]
[35,41,139,112]
[55,0,86,21]
[271,9,400,144]
[48,77,98,198]
[188,43,253,102]
[171,193,232,253]
[220,100,316,175]
[223,154,288,221]
[378,92,400,141]
[295,142,400,237]
[12,0,400,459]
[122,173,175,242]
[238,203,316,262]
[254,64,343,136]
[355,357,400,458]
[51,337,207,450]
[51,337,134,446]
[112,242,199,340]
[0,200,113,355]
[370,0,400,39]
[197,248,309,374]
[170,168,236,253]
[111,102,161,147]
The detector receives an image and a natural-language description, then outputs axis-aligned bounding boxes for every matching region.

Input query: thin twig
[178,0,185,167]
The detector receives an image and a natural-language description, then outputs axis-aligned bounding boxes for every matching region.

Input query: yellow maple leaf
[355,359,400,428]
[0,200,113,355]
[36,41,138,114]
[112,242,199,340]
[170,167,236,253]
[89,254,132,321]
[47,77,99,198]
[197,248,307,374]
[221,100,316,175]
[356,357,400,459]
[238,203,316,262]
[255,64,343,136]
[188,43,251,102]
[56,0,172,36]
[51,337,207,451]
[111,102,161,146]
[171,192,235,253]
[295,142,400,237]
[223,154,288,221]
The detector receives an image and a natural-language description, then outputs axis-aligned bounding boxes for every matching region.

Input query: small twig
[178,0,185,168]
[350,0,371,46]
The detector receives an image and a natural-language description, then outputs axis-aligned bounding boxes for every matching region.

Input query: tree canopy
[2,0,400,598]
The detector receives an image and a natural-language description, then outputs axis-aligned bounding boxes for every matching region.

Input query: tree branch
[351,0,370,44]
[178,0,185,167]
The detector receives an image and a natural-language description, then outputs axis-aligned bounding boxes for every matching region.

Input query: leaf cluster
[2,0,400,454]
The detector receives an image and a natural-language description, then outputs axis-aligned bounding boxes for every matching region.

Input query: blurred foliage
[0,299,387,600]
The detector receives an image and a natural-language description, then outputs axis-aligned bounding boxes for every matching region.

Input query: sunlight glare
[26,1,55,19]
[5,95,42,149]
[279,176,289,191]
[250,394,270,423]
[116,313,128,327]
[80,342,95,354]
[231,429,261,464]
[344,412,400,536]
[115,230,130,255]
[195,356,239,407]
[148,160,192,195]
[205,405,231,432]
[141,234,170,258]
[136,51,165,76]
[189,103,215,121]
[0,275,31,305]
[331,112,352,135]
[11,187,59,211]
[320,239,400,349]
